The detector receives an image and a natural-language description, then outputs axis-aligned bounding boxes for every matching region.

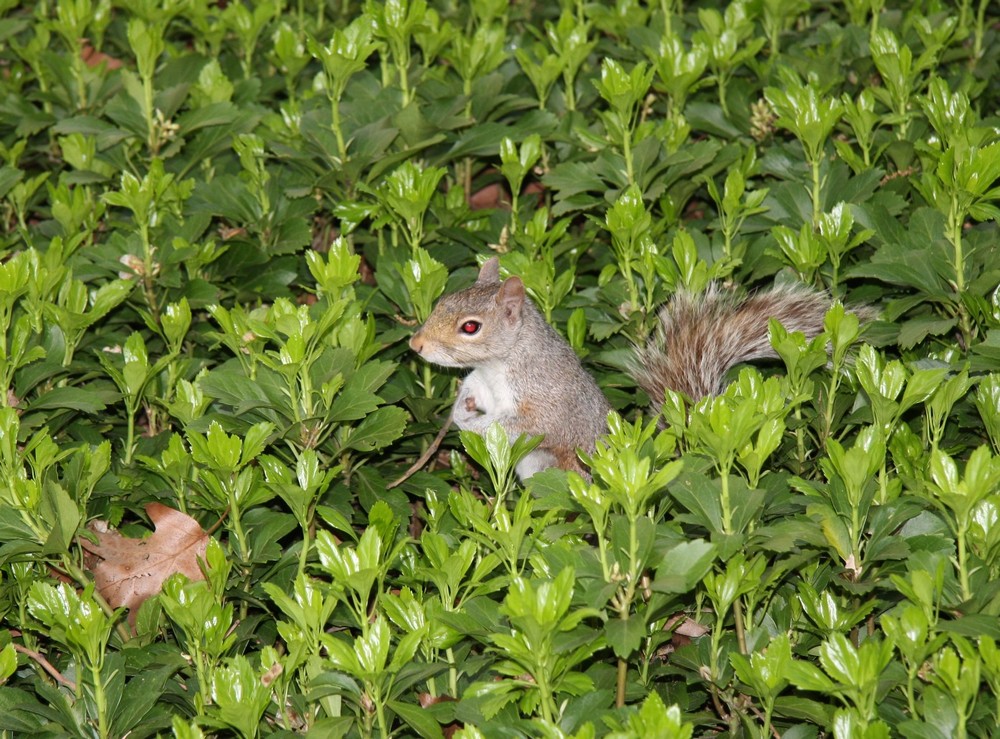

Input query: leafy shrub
[1,0,999,737]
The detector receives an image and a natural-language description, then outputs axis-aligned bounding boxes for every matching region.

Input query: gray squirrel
[409,257,852,480]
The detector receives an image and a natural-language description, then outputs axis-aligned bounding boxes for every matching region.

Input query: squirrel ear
[476,257,501,284]
[497,276,525,322]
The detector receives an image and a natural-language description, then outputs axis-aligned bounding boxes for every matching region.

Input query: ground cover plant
[1,0,999,736]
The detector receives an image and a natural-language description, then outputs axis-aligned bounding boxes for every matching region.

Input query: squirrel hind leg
[514,445,591,481]
[515,448,559,480]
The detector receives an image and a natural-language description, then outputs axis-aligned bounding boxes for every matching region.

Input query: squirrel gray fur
[410,257,860,480]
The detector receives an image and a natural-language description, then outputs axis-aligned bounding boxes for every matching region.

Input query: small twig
[746,699,782,739]
[388,414,453,489]
[205,505,231,537]
[13,643,77,691]
[709,683,731,724]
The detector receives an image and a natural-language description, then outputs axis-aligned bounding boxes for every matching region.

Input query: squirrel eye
[460,320,482,335]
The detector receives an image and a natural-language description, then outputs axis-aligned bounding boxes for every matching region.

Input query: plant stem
[622,127,634,187]
[123,401,138,465]
[822,377,838,453]
[142,73,156,156]
[763,696,776,739]
[536,667,555,723]
[616,657,628,708]
[948,198,973,349]
[297,528,311,579]
[720,470,732,535]
[905,664,919,718]
[446,647,459,697]
[91,661,109,739]
[332,96,347,162]
[794,404,807,474]
[957,522,970,602]
[973,0,988,62]
[733,598,748,654]
[563,71,577,111]
[810,155,822,227]
[374,686,389,738]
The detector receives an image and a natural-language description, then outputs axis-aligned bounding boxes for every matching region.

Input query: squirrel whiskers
[411,257,869,480]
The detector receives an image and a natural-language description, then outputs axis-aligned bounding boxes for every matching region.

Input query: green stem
[397,62,411,105]
[794,404,807,474]
[332,95,347,162]
[446,647,459,698]
[616,657,628,708]
[228,495,251,565]
[72,46,88,112]
[973,0,988,62]
[957,522,970,602]
[733,598,748,654]
[905,663,919,718]
[536,665,556,723]
[720,468,732,535]
[143,74,156,156]
[596,525,611,581]
[622,128,634,187]
[124,408,136,465]
[563,72,577,111]
[615,514,643,707]
[821,362,842,454]
[851,494,863,569]
[948,200,973,349]
[420,362,434,400]
[192,646,210,713]
[90,661,109,739]
[763,696,775,739]
[297,526,311,579]
[810,155,822,227]
[373,685,389,738]
[0,305,9,362]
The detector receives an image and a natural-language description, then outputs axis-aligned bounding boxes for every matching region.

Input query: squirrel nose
[409,333,424,353]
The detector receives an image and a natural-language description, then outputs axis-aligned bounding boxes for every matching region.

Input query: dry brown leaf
[672,616,709,639]
[82,502,209,618]
[81,42,123,70]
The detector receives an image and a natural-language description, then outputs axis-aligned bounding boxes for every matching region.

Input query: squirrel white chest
[465,366,517,416]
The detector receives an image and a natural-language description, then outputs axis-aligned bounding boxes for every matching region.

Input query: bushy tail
[632,282,835,405]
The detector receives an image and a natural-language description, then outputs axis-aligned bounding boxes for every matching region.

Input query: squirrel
[409,257,861,480]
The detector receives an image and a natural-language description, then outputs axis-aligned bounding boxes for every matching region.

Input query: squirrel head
[409,257,526,368]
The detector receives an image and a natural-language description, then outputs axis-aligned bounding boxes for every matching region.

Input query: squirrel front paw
[454,384,493,431]
[453,393,487,429]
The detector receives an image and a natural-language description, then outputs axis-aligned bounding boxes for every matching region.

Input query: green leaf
[39,484,81,555]
[341,406,408,453]
[388,699,444,739]
[604,617,646,659]
[27,386,109,413]
[651,539,717,593]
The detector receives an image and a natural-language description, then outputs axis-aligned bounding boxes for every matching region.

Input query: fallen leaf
[81,503,209,620]
[418,692,457,708]
[672,615,709,639]
[81,41,123,70]
[468,182,509,210]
